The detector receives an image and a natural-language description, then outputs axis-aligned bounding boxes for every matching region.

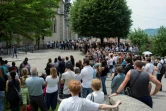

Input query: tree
[128,28,150,54]
[151,26,166,56]
[70,0,132,44]
[0,0,60,44]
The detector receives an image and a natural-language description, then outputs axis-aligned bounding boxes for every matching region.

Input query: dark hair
[25,57,28,61]
[10,71,16,80]
[116,66,124,73]
[76,62,80,68]
[134,60,143,69]
[54,58,57,63]
[83,59,89,65]
[70,55,74,60]
[146,57,151,62]
[5,60,8,64]
[66,56,69,60]
[1,60,4,65]
[12,62,16,66]
[58,56,61,61]
[48,58,52,63]
[101,60,107,67]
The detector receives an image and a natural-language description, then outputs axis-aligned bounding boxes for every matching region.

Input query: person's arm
[6,80,9,92]
[99,100,121,110]
[149,74,162,95]
[61,74,65,84]
[110,70,130,97]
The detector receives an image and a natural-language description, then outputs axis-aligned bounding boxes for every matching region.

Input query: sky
[70,0,166,29]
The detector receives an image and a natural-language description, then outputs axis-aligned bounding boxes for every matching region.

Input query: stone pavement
[2,49,166,111]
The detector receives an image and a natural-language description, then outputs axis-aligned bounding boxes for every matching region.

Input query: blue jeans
[81,87,92,98]
[46,91,58,110]
[101,76,107,95]
[0,91,5,111]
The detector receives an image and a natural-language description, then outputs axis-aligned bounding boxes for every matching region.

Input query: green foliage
[70,0,132,39]
[128,28,150,54]
[0,0,60,43]
[150,26,166,56]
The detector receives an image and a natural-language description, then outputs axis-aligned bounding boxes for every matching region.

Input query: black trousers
[157,74,163,90]
[29,95,48,111]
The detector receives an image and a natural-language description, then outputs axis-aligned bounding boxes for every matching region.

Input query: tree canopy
[128,28,150,54]
[0,0,60,43]
[70,0,132,40]
[129,26,166,56]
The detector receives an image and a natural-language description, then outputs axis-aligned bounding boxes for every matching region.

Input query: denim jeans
[0,91,5,111]
[46,91,58,111]
[157,74,163,90]
[81,87,92,98]
[101,76,107,95]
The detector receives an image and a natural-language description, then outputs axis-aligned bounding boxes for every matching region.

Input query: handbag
[22,105,31,111]
[12,81,22,100]
[125,71,141,96]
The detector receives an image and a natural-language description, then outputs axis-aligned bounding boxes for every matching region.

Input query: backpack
[160,63,166,75]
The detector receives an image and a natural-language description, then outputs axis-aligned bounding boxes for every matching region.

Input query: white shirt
[144,62,155,74]
[80,66,94,88]
[58,96,99,111]
[61,71,76,94]
[86,91,104,104]
[46,76,59,93]
[108,58,113,66]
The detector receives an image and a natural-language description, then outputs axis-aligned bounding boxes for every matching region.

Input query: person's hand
[109,93,118,97]
[150,93,154,96]
[116,100,122,105]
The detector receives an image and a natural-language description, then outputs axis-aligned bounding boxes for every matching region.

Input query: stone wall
[101,95,152,111]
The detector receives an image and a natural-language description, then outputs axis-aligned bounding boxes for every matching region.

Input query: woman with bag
[6,71,21,111]
[110,60,162,108]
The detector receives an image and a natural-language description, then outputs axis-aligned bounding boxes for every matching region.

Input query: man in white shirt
[80,59,94,98]
[144,57,155,74]
[61,62,76,98]
[58,80,121,111]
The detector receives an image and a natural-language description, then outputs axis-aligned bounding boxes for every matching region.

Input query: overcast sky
[71,0,166,29]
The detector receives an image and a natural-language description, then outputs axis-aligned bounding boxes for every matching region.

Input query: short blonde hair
[68,80,81,95]
[91,79,102,91]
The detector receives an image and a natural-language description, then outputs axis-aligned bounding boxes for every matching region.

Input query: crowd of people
[0,41,165,111]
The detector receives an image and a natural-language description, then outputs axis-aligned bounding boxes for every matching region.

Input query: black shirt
[0,77,5,91]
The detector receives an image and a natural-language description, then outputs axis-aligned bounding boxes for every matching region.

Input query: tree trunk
[118,37,120,51]
[100,37,104,45]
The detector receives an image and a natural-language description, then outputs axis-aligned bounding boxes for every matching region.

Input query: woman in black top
[99,60,109,95]
[0,68,5,111]
[6,71,21,111]
[70,55,75,70]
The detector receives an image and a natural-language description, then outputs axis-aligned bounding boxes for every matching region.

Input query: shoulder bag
[12,81,22,100]
[125,71,141,97]
[90,93,94,102]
